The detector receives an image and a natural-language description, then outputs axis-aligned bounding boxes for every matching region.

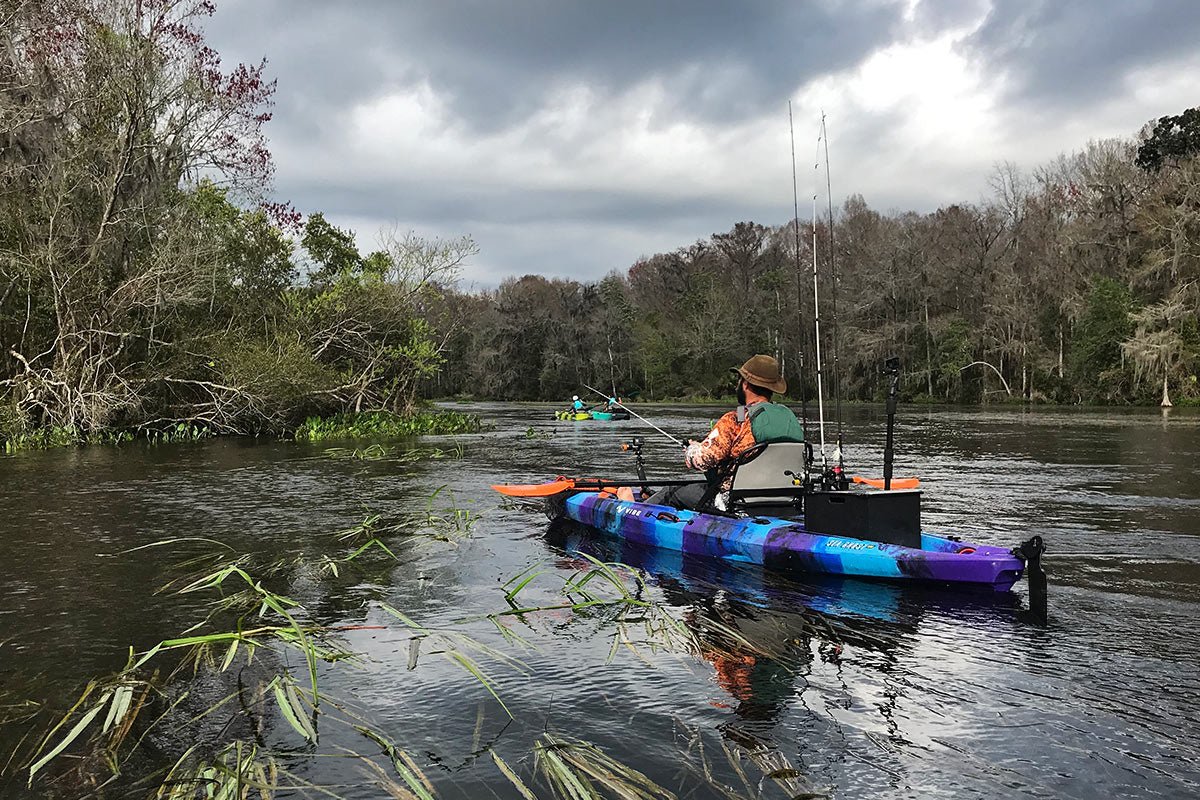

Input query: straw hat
[731,354,786,394]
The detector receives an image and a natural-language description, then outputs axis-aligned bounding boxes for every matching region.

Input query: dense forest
[3,1,1199,450]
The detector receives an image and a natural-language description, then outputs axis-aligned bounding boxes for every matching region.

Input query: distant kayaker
[650,355,804,510]
[571,395,584,412]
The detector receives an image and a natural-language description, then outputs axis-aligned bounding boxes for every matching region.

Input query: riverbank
[0,408,482,454]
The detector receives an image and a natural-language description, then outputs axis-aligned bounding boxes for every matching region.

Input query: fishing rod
[788,102,811,452]
[582,384,685,446]
[821,113,845,472]
[809,123,828,469]
[606,341,618,401]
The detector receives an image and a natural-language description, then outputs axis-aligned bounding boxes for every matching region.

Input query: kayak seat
[727,442,806,515]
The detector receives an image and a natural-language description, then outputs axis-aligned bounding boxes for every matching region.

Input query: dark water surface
[1,404,1199,798]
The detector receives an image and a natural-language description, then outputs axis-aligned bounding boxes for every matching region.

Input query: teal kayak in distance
[591,410,630,421]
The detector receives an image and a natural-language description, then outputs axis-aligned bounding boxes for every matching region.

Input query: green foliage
[294,410,481,442]
[0,414,211,454]
[1069,278,1135,400]
[192,180,297,303]
[423,117,1198,407]
[1136,107,1200,172]
[935,317,974,402]
[302,212,363,282]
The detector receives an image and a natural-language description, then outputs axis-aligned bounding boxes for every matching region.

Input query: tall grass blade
[101,685,134,734]
[491,751,537,800]
[445,651,512,719]
[356,727,436,800]
[28,694,109,784]
[271,679,315,742]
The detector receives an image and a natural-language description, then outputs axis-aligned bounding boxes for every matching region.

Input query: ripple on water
[1,403,1199,799]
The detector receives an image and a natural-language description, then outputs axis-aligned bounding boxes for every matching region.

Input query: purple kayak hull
[559,492,1027,591]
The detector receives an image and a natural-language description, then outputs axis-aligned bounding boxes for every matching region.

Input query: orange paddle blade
[852,475,921,490]
[491,478,576,497]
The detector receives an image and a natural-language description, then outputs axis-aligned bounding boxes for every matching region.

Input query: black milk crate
[804,489,921,549]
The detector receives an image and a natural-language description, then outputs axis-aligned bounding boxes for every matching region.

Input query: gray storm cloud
[206,0,1200,285]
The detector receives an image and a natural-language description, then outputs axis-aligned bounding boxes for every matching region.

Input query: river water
[1,403,1198,799]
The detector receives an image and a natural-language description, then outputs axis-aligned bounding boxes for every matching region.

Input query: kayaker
[651,354,804,510]
[571,395,584,412]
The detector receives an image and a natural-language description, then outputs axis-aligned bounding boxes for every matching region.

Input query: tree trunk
[1161,373,1173,408]
[924,300,933,397]
[1058,323,1065,378]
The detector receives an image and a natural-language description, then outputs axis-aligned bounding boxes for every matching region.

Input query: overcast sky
[205,0,1200,287]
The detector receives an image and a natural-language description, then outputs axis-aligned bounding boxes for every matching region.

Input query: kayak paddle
[492,478,578,497]
[852,475,920,490]
[492,477,704,498]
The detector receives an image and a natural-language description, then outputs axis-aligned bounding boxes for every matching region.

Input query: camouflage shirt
[683,402,763,479]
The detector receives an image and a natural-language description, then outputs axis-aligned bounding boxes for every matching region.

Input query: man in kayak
[650,354,804,510]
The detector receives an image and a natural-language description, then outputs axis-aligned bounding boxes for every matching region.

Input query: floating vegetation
[380,603,528,718]
[420,486,480,538]
[535,733,675,799]
[322,440,466,462]
[492,554,771,666]
[672,717,832,800]
[332,488,479,555]
[13,536,521,798]
[1,421,212,454]
[1,407,474,455]
[524,426,554,440]
[294,410,481,442]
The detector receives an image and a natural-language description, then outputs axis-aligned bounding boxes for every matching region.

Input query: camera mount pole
[883,358,901,491]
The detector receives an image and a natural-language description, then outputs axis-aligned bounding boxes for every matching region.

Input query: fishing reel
[619,437,645,455]
[620,437,647,483]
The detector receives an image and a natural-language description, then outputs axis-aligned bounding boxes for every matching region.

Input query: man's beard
[736,383,747,406]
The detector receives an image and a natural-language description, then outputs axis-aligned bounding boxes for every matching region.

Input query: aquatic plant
[1,422,214,454]
[14,531,520,797]
[492,554,770,666]
[294,410,481,442]
[9,493,822,799]
[535,733,675,799]
[322,440,466,462]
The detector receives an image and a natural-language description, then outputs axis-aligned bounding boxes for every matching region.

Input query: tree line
[4,1,1198,452]
[430,110,1200,407]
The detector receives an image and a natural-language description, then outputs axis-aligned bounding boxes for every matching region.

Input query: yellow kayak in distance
[554,410,592,421]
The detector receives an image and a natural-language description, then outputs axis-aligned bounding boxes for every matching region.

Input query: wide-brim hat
[731,354,787,394]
